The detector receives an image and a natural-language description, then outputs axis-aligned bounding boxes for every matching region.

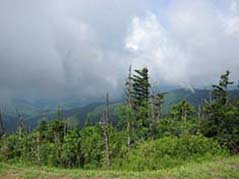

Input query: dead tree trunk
[104,93,111,168]
[16,110,25,139]
[64,119,68,139]
[0,109,7,160]
[182,104,188,135]
[100,93,111,168]
[198,105,202,119]
[105,93,110,124]
[125,65,133,149]
[36,131,41,163]
[0,109,6,137]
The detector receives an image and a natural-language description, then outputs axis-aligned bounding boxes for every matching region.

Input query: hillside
[2,88,239,132]
[83,89,212,124]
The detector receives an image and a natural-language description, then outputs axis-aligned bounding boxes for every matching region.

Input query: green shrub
[118,135,227,171]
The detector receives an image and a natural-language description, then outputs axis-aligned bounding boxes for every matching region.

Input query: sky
[0,0,239,101]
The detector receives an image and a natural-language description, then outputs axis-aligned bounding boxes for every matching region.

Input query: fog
[0,0,239,102]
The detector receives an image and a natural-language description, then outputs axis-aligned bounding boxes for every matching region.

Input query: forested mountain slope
[2,88,239,132]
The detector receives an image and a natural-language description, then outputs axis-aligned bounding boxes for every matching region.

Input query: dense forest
[0,67,239,171]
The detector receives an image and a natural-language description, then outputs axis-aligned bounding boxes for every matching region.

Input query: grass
[0,156,239,179]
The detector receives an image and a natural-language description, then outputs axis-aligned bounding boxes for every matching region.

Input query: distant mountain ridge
[1,88,239,132]
[162,89,211,113]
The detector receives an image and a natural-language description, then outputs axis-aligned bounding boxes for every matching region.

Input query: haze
[0,0,239,102]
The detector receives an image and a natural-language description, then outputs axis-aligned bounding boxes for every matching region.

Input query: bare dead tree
[198,104,202,119]
[105,93,110,124]
[150,92,155,121]
[181,103,188,135]
[16,109,25,139]
[64,118,69,138]
[36,130,41,163]
[151,92,165,121]
[0,109,6,137]
[0,108,8,160]
[100,93,111,168]
[125,65,133,149]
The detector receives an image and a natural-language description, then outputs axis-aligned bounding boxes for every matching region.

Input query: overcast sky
[0,0,239,101]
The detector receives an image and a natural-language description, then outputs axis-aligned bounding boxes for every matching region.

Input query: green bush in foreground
[117,135,227,171]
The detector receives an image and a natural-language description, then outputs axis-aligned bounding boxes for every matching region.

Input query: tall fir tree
[202,70,239,153]
[130,67,151,140]
[212,70,233,105]
[131,67,151,111]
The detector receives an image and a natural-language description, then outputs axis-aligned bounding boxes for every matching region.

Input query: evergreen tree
[212,70,233,105]
[202,70,239,153]
[131,67,151,139]
[61,129,81,168]
[157,100,196,137]
[131,67,151,111]
[203,70,233,137]
[80,125,103,169]
[171,100,196,136]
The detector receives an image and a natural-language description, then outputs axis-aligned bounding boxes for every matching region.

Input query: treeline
[0,68,238,170]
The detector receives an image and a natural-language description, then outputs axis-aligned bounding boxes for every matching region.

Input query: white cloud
[0,0,146,100]
[0,0,239,101]
[126,14,189,86]
[126,0,239,88]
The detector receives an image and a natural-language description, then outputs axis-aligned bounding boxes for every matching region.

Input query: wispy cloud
[126,0,239,88]
[0,0,238,101]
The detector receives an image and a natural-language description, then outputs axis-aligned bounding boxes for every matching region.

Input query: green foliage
[47,120,65,143]
[109,130,128,168]
[156,101,198,137]
[131,68,150,110]
[1,67,239,174]
[212,70,233,105]
[5,134,20,160]
[202,70,239,153]
[119,135,227,171]
[114,105,134,130]
[80,125,103,169]
[61,129,81,168]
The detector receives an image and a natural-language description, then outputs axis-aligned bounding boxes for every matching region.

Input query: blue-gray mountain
[1,88,239,132]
